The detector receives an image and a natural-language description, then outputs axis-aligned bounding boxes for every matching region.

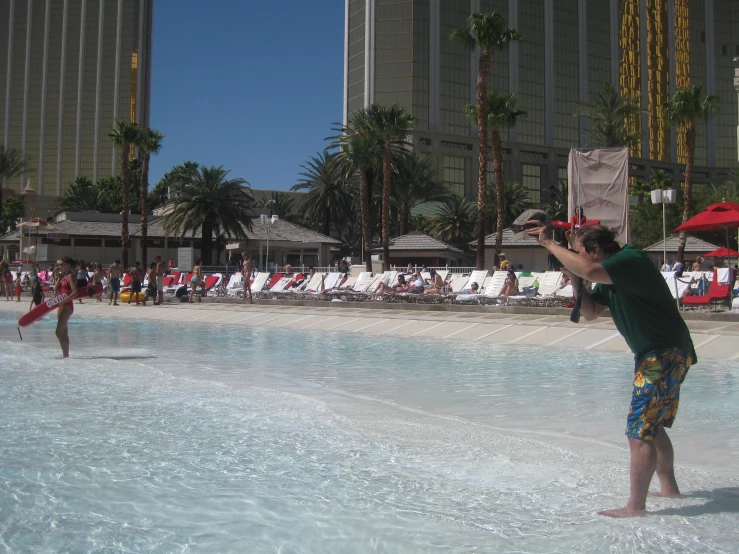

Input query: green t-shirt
[589,245,696,363]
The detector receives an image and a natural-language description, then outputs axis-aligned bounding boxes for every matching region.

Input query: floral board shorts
[625,348,692,440]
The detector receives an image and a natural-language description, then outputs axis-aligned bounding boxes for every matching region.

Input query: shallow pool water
[0,311,737,553]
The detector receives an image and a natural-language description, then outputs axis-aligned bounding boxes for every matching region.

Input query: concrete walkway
[4,298,739,361]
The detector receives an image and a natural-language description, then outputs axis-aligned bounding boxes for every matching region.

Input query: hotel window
[517,0,545,145]
[557,167,568,186]
[439,1,472,135]
[443,156,466,197]
[521,164,542,204]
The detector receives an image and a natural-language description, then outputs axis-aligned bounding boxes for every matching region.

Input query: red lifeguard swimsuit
[59,276,74,313]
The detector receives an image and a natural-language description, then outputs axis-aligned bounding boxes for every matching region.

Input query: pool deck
[4,297,739,360]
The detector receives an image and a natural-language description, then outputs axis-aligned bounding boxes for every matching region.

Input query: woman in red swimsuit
[55,256,78,357]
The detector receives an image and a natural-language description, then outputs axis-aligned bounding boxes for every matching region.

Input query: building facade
[344,0,739,205]
[1,0,153,200]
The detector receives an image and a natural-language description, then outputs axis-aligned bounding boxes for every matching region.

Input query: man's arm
[525,222,612,284]
[577,281,607,320]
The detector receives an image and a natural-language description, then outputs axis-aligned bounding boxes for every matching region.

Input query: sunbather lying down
[376,275,407,294]
[457,282,479,295]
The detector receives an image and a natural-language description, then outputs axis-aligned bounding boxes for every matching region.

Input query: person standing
[108,260,122,306]
[672,257,684,275]
[29,275,44,311]
[90,263,105,301]
[189,258,202,303]
[75,260,88,304]
[526,223,696,518]
[55,256,78,357]
[14,273,22,302]
[242,252,254,303]
[498,253,512,271]
[3,266,12,301]
[154,256,165,305]
[127,262,145,306]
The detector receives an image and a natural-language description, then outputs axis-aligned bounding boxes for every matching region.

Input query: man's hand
[525,220,551,244]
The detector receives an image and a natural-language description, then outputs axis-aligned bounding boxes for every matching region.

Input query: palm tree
[58,176,104,212]
[136,127,165,268]
[574,83,641,149]
[359,104,415,271]
[331,112,383,271]
[0,196,24,232]
[0,145,31,216]
[391,150,449,236]
[484,181,533,233]
[259,191,299,224]
[465,90,526,259]
[451,12,522,270]
[430,195,476,249]
[162,165,254,265]
[293,151,352,236]
[664,85,720,261]
[108,120,141,267]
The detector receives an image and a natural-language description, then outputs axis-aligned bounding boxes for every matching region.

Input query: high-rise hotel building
[343,0,739,204]
[1,0,153,199]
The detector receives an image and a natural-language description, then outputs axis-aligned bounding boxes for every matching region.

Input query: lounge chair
[281,272,323,298]
[223,272,244,297]
[448,274,470,293]
[253,274,288,299]
[526,271,566,307]
[477,271,510,305]
[247,272,270,298]
[452,270,489,303]
[681,268,735,311]
[661,271,693,302]
[302,272,344,299]
[202,274,222,296]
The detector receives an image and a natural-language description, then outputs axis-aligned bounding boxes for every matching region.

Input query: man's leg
[598,437,656,518]
[651,426,683,498]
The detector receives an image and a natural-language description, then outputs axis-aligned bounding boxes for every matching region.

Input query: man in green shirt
[526,223,696,518]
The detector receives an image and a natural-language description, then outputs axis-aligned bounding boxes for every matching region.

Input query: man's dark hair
[115,260,120,264]
[575,225,621,256]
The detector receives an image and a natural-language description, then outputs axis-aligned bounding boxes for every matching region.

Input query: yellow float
[119,291,146,302]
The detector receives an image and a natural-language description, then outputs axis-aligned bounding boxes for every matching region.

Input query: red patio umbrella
[703,247,739,258]
[675,200,739,267]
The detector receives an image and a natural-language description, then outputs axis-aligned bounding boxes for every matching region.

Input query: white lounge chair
[452,270,489,303]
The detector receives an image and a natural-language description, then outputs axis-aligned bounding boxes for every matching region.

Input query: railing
[197,265,479,276]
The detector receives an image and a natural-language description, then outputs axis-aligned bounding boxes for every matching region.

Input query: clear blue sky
[149,1,344,191]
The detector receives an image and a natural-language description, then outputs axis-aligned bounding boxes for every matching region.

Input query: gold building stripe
[619,0,641,157]
[674,0,690,163]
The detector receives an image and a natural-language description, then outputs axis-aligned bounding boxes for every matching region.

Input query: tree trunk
[604,123,614,148]
[401,206,411,235]
[677,122,695,263]
[323,211,330,237]
[359,170,372,272]
[120,147,130,268]
[491,130,505,261]
[381,143,392,272]
[475,51,491,270]
[140,152,150,268]
[201,220,213,266]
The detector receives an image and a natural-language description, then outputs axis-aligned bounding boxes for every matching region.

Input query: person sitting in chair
[499,268,519,296]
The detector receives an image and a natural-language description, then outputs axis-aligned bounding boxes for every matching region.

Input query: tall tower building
[344,0,739,205]
[1,0,153,200]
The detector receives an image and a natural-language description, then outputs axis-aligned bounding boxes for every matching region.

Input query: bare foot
[598,508,647,518]
[648,491,685,499]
